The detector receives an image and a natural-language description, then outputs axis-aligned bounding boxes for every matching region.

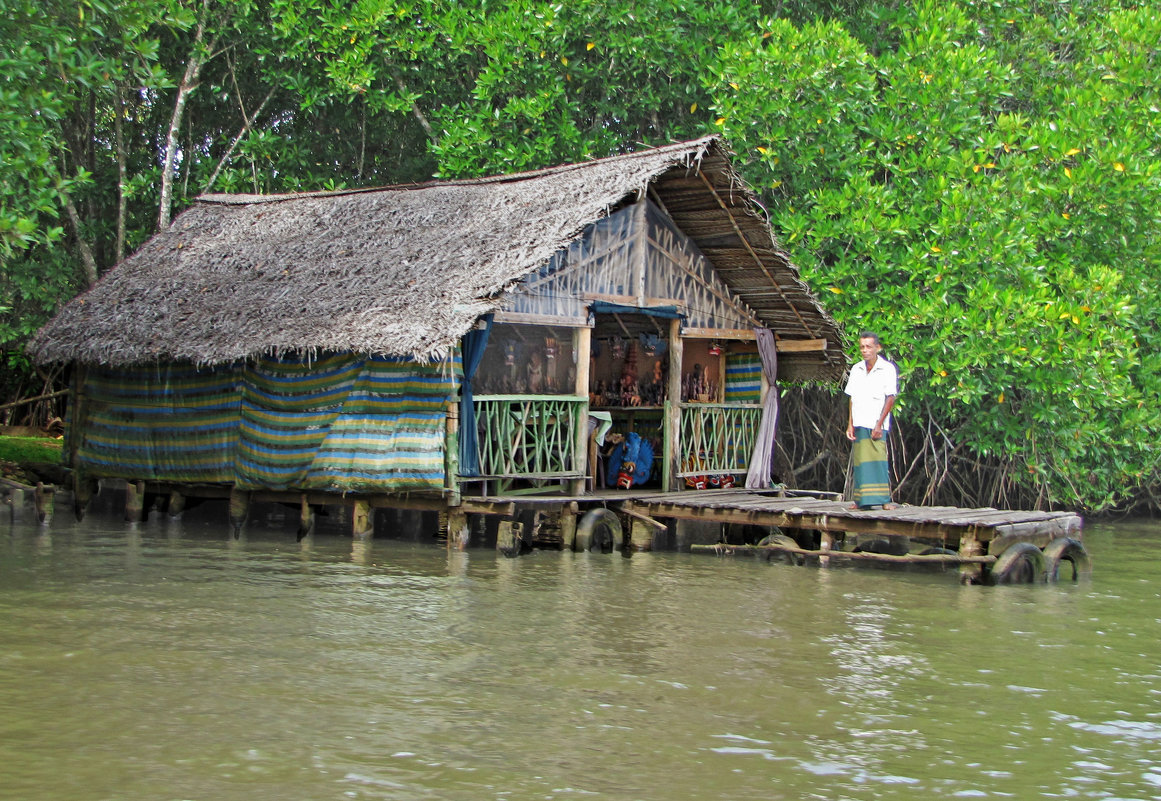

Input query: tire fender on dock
[574,508,622,553]
[988,542,1047,584]
[1042,537,1092,581]
[756,532,804,565]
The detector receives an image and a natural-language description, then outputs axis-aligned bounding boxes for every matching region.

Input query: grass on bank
[0,435,64,467]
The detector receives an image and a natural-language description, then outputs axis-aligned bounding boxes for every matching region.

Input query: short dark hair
[858,331,881,345]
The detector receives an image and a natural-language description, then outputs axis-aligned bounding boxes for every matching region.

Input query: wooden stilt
[629,518,656,551]
[297,494,314,541]
[167,490,186,517]
[497,520,518,555]
[352,499,373,538]
[959,531,985,584]
[818,530,835,567]
[447,508,469,550]
[73,474,96,522]
[560,502,578,550]
[7,488,24,522]
[34,482,53,524]
[228,487,250,537]
[125,480,145,522]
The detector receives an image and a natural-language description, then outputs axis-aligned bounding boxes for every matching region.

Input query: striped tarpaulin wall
[725,352,763,403]
[78,363,243,482]
[236,353,460,492]
[76,353,460,493]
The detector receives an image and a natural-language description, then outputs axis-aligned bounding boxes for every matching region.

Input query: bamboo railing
[675,402,761,478]
[471,395,587,480]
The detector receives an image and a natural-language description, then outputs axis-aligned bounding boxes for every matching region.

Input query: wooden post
[352,499,373,539]
[73,473,96,522]
[496,520,518,555]
[959,531,985,584]
[629,518,656,551]
[560,502,578,550]
[7,488,24,522]
[665,317,683,492]
[718,348,728,403]
[34,482,53,524]
[296,494,314,541]
[125,480,145,522]
[818,530,835,567]
[228,487,249,537]
[570,326,592,496]
[634,199,648,304]
[167,490,186,518]
[446,508,469,550]
[446,399,461,505]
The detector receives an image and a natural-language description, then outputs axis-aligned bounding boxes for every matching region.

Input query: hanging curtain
[458,315,493,477]
[745,328,780,489]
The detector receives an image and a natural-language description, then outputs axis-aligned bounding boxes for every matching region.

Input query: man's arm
[871,395,896,440]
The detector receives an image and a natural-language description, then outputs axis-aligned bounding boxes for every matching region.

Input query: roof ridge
[197,136,721,206]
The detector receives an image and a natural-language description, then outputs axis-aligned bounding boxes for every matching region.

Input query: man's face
[859,337,881,362]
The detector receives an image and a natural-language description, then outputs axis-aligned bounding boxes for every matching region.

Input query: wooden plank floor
[608,488,1083,550]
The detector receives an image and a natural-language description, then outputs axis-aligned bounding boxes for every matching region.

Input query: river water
[1,498,1158,801]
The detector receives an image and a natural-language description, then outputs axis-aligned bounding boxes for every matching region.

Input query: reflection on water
[1,504,1158,801]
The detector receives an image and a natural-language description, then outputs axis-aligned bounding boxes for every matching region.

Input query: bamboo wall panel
[501,200,759,332]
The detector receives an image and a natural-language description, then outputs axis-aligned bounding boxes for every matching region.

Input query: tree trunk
[157,18,211,232]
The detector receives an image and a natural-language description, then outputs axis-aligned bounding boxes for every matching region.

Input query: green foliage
[0,436,63,467]
[0,0,1157,510]
[711,1,1161,510]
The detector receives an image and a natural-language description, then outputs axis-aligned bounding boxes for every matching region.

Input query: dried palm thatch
[29,136,844,376]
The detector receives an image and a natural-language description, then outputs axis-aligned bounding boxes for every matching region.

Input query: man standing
[844,332,898,509]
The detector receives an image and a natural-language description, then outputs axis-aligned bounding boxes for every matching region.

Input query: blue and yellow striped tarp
[78,352,460,493]
[725,353,763,403]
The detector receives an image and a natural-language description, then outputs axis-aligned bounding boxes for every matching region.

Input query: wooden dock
[613,487,1081,547]
[460,486,1087,583]
[598,487,1085,583]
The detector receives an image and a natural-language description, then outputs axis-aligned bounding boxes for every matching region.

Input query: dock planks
[605,488,1082,549]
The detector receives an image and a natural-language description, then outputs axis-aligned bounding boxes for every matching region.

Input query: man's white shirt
[845,357,898,431]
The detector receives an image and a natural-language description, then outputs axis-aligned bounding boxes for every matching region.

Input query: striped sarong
[852,427,892,508]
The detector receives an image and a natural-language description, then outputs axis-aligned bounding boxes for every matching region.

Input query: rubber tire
[853,538,909,556]
[1042,537,1092,581]
[574,508,622,553]
[988,542,1047,584]
[757,532,803,565]
[918,546,957,556]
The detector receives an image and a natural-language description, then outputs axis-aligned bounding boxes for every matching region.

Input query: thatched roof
[30,136,844,377]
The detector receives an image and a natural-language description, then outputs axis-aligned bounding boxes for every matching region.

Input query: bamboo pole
[691,543,997,565]
[571,327,592,496]
[0,389,70,412]
[665,317,682,491]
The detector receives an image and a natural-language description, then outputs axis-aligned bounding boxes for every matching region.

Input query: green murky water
[1,499,1158,800]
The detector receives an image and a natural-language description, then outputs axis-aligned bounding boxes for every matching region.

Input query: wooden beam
[682,328,758,340]
[490,312,588,328]
[696,169,821,339]
[774,338,828,353]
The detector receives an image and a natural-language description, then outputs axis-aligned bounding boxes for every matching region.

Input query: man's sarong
[852,427,892,508]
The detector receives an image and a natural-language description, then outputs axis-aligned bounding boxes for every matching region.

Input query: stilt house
[30,136,844,542]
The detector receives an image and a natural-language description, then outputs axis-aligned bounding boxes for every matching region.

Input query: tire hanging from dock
[987,542,1047,584]
[574,508,622,553]
[1042,537,1092,581]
